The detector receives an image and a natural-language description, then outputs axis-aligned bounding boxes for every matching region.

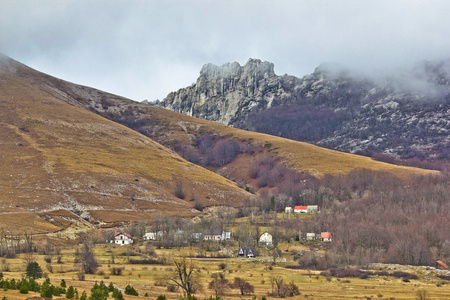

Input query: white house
[221,231,231,240]
[143,232,156,241]
[321,232,332,242]
[306,233,316,241]
[259,231,273,246]
[285,207,293,213]
[204,229,222,241]
[114,232,133,245]
[294,206,308,213]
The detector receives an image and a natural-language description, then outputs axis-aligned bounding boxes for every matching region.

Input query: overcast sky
[1,0,449,101]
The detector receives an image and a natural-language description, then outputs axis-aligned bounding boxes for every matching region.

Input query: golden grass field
[0,243,449,300]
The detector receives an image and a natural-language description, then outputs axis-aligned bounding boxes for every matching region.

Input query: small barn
[259,231,273,246]
[114,232,133,245]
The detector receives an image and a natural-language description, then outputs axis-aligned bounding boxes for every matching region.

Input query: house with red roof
[294,206,308,213]
[114,232,134,245]
[321,232,332,242]
[436,260,449,269]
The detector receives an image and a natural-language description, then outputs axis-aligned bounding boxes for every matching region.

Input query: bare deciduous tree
[77,239,98,274]
[232,277,254,296]
[208,273,229,297]
[172,256,198,296]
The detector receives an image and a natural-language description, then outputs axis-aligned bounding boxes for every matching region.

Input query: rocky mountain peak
[162,58,450,161]
[199,58,275,81]
[200,61,241,79]
[242,58,275,78]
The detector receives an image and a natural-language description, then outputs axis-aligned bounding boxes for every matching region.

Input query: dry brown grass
[143,106,438,180]
[0,244,449,300]
[0,58,250,233]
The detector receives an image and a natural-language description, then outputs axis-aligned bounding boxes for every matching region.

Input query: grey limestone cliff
[163,58,299,125]
[162,58,450,161]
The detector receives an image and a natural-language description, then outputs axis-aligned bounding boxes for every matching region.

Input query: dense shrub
[391,271,418,280]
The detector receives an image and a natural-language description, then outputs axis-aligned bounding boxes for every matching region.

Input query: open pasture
[1,243,449,299]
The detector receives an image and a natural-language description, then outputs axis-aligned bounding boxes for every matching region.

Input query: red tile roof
[321,232,332,239]
[114,232,132,239]
[436,260,449,269]
[294,206,308,210]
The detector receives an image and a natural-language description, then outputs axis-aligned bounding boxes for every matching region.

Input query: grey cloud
[1,0,450,101]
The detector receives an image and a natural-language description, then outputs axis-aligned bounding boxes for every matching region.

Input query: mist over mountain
[162,59,450,162]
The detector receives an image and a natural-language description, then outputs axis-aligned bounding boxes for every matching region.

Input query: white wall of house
[259,232,273,245]
[143,232,156,240]
[114,233,133,245]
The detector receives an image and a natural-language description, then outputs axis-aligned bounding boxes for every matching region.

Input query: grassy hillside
[0,55,250,233]
[94,103,437,181]
[0,54,438,233]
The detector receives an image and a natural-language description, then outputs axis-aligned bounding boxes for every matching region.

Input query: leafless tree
[77,239,99,274]
[232,277,254,296]
[172,256,198,296]
[208,273,229,297]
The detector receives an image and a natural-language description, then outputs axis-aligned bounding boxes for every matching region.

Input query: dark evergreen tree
[26,262,43,279]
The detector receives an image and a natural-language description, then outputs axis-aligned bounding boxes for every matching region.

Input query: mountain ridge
[162,58,450,162]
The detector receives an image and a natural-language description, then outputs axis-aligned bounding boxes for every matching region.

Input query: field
[1,242,449,300]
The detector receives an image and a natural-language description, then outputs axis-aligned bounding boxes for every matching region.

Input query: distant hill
[162,59,450,163]
[0,54,249,234]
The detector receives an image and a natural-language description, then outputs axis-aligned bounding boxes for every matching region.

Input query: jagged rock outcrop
[162,58,450,160]
[163,58,300,125]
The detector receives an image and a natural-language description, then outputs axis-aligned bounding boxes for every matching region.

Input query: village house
[436,260,449,269]
[321,232,332,242]
[143,232,156,241]
[175,230,185,240]
[259,231,273,246]
[285,207,293,213]
[306,233,316,241]
[238,248,257,258]
[294,206,308,213]
[113,232,133,245]
[221,231,231,240]
[204,229,222,241]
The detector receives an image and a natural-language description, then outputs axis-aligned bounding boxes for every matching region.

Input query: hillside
[0,54,250,234]
[162,59,450,163]
[9,55,432,181]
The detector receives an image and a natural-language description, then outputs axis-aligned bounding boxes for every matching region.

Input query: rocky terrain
[162,59,450,162]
